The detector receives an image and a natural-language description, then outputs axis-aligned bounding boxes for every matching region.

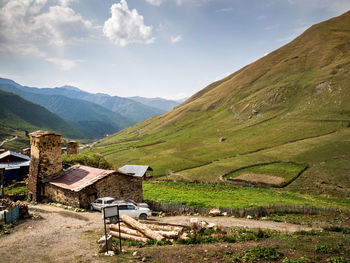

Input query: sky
[0,0,349,100]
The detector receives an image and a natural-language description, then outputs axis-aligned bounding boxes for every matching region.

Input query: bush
[327,257,350,263]
[315,245,333,254]
[282,256,312,263]
[243,246,283,263]
[223,235,237,243]
[325,226,350,234]
[62,153,113,169]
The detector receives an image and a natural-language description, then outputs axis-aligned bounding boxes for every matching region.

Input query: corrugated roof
[49,165,115,192]
[0,161,30,169]
[118,165,152,178]
[0,151,30,161]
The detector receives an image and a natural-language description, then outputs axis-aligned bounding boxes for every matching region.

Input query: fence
[147,200,341,218]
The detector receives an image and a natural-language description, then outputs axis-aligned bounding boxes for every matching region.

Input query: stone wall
[79,173,143,208]
[45,184,80,207]
[28,131,62,201]
[67,141,79,155]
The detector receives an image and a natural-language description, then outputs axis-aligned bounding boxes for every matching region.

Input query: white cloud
[171,34,182,43]
[0,0,94,50]
[0,0,93,70]
[103,0,154,47]
[145,0,164,6]
[45,57,78,70]
[216,7,233,13]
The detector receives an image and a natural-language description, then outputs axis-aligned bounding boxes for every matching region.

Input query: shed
[44,165,144,208]
[0,151,30,185]
[119,165,153,178]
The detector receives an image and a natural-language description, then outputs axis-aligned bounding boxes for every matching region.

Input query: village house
[0,150,30,186]
[27,130,144,208]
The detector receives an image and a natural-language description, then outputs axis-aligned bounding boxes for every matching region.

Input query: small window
[106,200,114,204]
[96,199,102,204]
[127,205,135,210]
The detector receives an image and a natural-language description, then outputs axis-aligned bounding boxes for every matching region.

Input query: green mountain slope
[0,90,81,150]
[0,84,132,139]
[86,11,350,197]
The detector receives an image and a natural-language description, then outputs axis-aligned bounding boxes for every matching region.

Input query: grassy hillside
[0,90,81,150]
[0,84,132,139]
[85,11,350,197]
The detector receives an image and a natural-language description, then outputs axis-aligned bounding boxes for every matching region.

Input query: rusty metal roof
[49,165,116,192]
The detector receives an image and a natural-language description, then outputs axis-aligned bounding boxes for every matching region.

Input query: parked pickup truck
[90,197,152,219]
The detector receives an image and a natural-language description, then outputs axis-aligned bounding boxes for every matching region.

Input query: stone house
[27,130,143,208]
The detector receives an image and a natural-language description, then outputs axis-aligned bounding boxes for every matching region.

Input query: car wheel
[139,213,147,220]
[89,205,93,211]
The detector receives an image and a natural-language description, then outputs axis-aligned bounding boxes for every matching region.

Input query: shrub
[315,245,332,254]
[327,257,350,263]
[325,226,350,234]
[223,235,237,243]
[243,246,283,263]
[62,153,113,169]
[282,256,312,263]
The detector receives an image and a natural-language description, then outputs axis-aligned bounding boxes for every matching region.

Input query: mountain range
[86,11,350,197]
[0,78,182,145]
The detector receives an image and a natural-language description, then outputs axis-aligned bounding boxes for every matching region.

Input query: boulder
[98,234,113,253]
[209,208,221,216]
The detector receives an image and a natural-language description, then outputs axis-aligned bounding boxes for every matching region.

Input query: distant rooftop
[0,150,30,169]
[118,165,153,178]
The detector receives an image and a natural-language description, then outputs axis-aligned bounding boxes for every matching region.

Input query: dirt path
[0,136,18,147]
[0,204,104,263]
[157,215,317,233]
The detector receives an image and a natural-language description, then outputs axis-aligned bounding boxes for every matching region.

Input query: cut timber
[155,230,180,239]
[110,231,149,243]
[140,223,183,233]
[121,215,165,241]
[110,224,146,238]
[139,220,188,229]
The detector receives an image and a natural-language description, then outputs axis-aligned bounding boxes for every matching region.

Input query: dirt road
[158,216,316,233]
[0,204,317,263]
[0,204,104,263]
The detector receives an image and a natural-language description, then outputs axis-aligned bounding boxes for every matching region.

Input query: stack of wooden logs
[110,215,185,242]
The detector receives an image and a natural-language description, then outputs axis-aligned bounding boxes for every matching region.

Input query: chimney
[67,141,79,155]
[27,130,62,202]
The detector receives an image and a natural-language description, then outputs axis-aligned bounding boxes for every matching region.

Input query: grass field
[143,181,350,210]
[225,162,307,186]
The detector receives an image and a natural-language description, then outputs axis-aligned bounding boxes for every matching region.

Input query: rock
[261,217,267,220]
[132,251,138,256]
[209,208,221,216]
[142,257,147,262]
[219,137,226,142]
[98,235,112,253]
[222,212,227,216]
[246,215,253,219]
[180,232,189,240]
[207,223,216,229]
[190,217,199,229]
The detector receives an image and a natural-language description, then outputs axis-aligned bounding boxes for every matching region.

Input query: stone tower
[27,130,62,201]
[67,141,79,155]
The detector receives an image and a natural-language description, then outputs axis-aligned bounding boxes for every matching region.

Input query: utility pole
[0,168,4,197]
